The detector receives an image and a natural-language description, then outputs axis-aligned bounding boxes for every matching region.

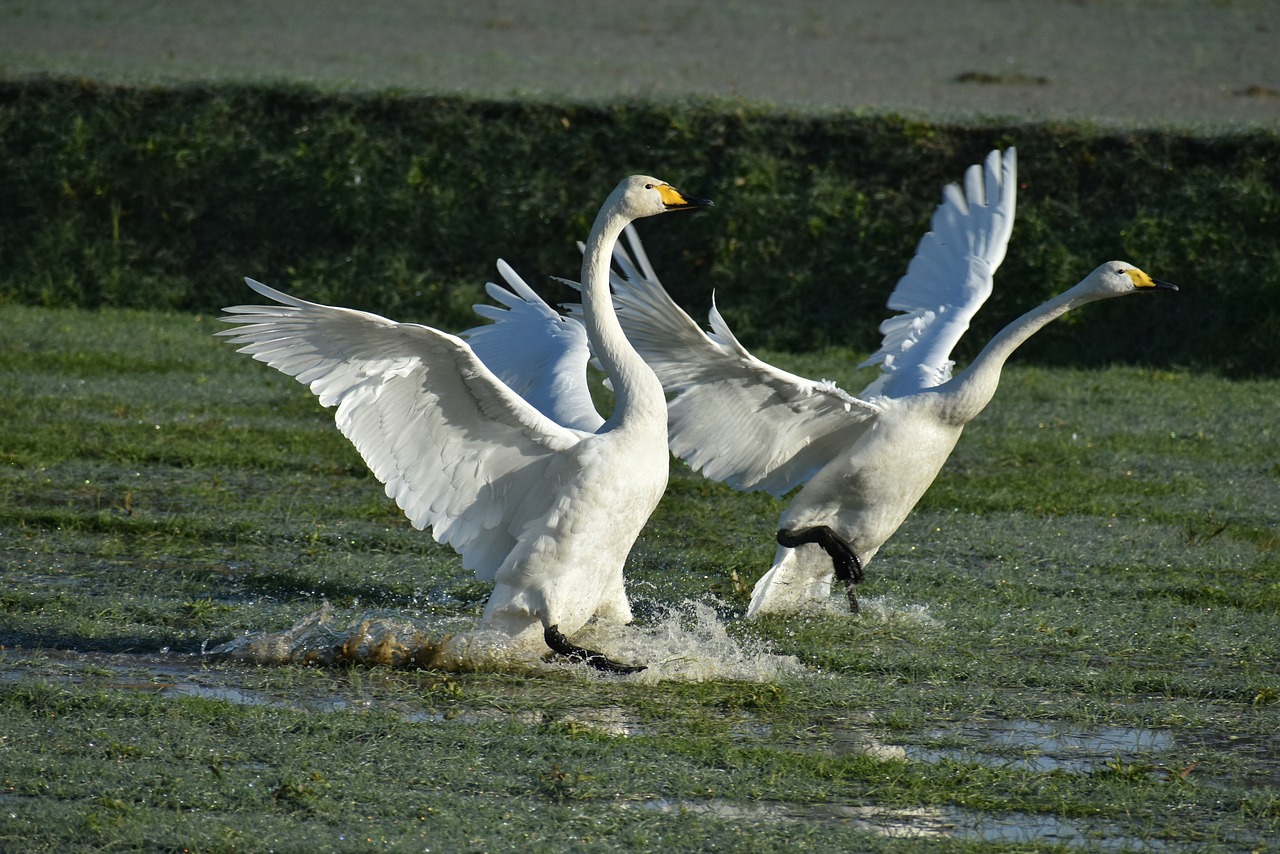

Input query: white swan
[467,149,1177,617]
[218,175,712,671]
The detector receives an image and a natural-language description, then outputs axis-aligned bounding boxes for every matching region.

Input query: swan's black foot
[544,625,646,675]
[777,526,864,614]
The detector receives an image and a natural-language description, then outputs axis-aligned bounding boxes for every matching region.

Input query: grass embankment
[1,305,1277,850]
[2,78,1279,374]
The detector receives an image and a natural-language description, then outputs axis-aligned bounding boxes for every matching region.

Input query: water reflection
[827,717,1174,774]
[622,797,1181,850]
[1,648,1271,850]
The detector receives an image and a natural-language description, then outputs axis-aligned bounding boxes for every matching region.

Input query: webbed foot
[777,526,863,614]
[544,625,646,674]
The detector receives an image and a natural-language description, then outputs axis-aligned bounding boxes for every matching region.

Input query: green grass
[2,78,1279,375]
[2,304,1278,851]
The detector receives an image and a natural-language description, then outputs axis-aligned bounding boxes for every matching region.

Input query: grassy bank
[2,78,1278,375]
[1,303,1277,850]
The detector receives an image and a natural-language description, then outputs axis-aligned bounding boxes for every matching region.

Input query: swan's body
[468,149,1176,617]
[218,176,710,669]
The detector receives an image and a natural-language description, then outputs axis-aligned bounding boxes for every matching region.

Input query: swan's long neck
[581,202,665,428]
[942,285,1103,423]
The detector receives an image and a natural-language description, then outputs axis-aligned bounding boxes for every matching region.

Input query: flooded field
[2,293,1278,851]
[3,637,1276,850]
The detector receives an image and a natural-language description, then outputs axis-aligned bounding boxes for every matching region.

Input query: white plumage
[468,149,1177,617]
[219,175,711,671]
[465,261,605,433]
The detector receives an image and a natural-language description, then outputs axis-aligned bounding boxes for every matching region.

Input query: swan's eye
[644,183,654,190]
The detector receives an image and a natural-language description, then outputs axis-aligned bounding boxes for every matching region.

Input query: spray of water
[808,594,940,628]
[576,600,803,683]
[210,599,804,682]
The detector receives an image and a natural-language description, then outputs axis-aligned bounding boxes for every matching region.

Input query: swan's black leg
[544,625,646,674]
[777,526,864,614]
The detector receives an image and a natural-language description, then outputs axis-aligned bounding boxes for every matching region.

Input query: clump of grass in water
[208,602,515,672]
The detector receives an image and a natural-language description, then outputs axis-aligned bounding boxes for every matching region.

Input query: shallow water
[827,717,1175,775]
[2,646,1273,850]
[5,582,1274,852]
[204,593,938,682]
[621,797,1184,851]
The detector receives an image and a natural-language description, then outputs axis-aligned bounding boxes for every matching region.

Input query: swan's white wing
[219,278,588,581]
[598,228,882,497]
[859,147,1017,399]
[462,260,604,432]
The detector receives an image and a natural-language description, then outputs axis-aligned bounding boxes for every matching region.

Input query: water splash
[576,600,803,683]
[854,594,939,628]
[209,599,803,683]
[208,602,470,669]
[763,592,940,628]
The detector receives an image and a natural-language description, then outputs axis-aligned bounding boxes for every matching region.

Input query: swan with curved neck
[219,175,711,670]
[758,259,1176,616]
[462,149,1178,616]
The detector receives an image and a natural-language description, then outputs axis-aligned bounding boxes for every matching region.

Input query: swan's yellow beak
[656,184,714,211]
[1125,268,1179,292]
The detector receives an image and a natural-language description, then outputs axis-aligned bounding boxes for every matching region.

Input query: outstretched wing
[462,260,604,432]
[859,147,1017,398]
[219,278,588,580]
[602,227,881,497]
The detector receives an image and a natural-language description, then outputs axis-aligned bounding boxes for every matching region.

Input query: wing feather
[602,228,880,497]
[462,261,604,432]
[859,147,1017,398]
[219,278,587,580]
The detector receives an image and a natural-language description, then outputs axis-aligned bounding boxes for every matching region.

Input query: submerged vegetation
[1,305,1277,850]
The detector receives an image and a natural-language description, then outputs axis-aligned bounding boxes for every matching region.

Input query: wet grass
[2,303,1279,851]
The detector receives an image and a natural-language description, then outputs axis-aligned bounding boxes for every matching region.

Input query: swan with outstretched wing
[220,176,711,670]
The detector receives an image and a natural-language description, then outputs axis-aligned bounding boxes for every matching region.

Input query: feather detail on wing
[219,278,588,581]
[859,147,1017,399]
[462,260,604,432]
[601,227,881,497]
